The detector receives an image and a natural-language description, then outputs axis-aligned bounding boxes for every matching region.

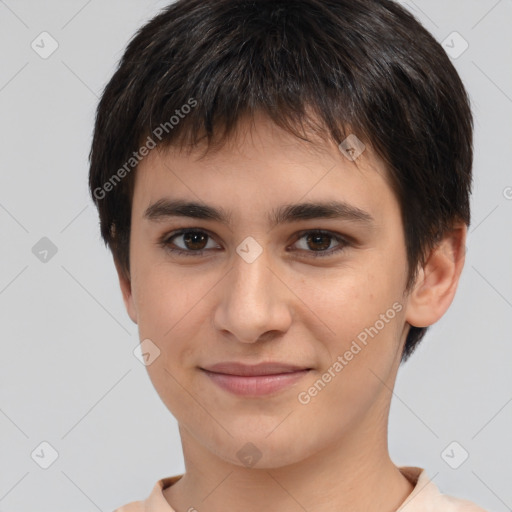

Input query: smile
[200,362,312,396]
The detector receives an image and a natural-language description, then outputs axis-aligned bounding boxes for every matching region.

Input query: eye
[160,229,220,256]
[290,230,349,258]
[159,228,350,258]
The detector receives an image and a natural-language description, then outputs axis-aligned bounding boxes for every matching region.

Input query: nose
[212,242,293,344]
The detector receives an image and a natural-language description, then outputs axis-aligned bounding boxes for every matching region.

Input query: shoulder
[112,475,182,512]
[112,500,145,512]
[398,467,488,512]
[434,493,489,512]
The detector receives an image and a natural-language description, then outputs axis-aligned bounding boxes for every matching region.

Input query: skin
[116,113,466,512]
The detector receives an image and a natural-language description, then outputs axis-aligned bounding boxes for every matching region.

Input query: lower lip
[201,369,311,396]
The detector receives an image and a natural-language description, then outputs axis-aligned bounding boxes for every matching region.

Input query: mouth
[200,362,312,396]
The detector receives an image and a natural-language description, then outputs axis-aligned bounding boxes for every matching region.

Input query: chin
[203,427,316,470]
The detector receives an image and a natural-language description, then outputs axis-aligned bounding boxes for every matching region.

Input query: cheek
[301,283,405,425]
[131,259,205,409]
[309,261,406,384]
[309,264,402,335]
[131,253,216,367]
[130,243,179,335]
[135,270,196,338]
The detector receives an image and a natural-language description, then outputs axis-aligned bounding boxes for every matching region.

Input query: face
[120,114,414,469]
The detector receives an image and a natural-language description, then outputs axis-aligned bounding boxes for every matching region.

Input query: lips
[202,361,311,376]
[200,362,312,396]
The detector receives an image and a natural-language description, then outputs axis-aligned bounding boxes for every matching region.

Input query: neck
[164,415,414,512]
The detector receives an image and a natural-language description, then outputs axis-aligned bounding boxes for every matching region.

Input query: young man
[89,0,487,510]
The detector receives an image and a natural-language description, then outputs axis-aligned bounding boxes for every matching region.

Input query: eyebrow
[143,198,375,229]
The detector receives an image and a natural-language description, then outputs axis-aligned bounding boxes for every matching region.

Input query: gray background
[0,1,511,510]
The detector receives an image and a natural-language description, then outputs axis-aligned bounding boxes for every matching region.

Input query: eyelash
[158,228,351,258]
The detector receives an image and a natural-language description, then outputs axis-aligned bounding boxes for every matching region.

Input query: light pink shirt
[114,466,488,511]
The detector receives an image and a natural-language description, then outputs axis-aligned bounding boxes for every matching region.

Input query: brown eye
[304,232,332,251]
[161,229,220,255]
[160,228,349,258]
[292,230,349,258]
[182,231,209,250]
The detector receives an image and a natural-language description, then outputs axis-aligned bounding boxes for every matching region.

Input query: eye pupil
[307,233,331,251]
[184,231,208,250]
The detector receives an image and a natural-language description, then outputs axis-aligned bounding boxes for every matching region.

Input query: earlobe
[405,224,467,328]
[114,259,138,324]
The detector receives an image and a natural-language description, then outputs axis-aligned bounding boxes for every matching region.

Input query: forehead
[132,114,396,223]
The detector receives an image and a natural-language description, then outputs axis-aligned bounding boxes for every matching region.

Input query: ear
[405,223,467,328]
[114,258,138,324]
